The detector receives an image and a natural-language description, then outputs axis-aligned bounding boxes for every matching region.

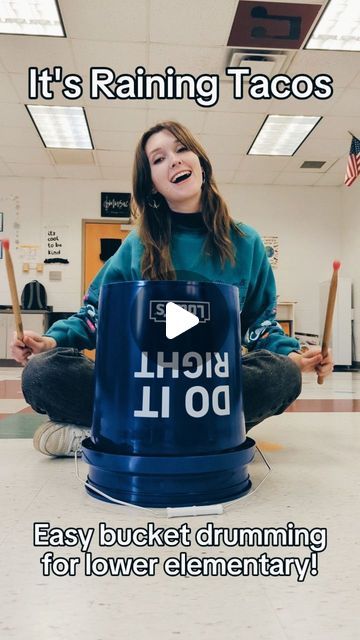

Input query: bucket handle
[74,451,224,518]
[74,450,159,515]
[74,446,271,518]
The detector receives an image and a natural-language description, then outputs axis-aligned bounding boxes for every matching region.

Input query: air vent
[301,161,326,169]
[226,50,291,81]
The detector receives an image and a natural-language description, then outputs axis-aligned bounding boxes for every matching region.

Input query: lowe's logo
[150,300,210,323]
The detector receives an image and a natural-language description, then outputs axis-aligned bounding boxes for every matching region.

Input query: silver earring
[147,197,160,209]
[202,170,205,184]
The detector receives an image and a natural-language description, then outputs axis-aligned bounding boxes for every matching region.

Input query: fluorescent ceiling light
[27,106,93,149]
[0,0,64,37]
[248,115,321,156]
[306,0,360,51]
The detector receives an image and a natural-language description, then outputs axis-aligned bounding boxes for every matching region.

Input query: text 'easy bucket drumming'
[82,280,256,507]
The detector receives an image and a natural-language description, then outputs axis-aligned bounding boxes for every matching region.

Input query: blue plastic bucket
[82,281,255,507]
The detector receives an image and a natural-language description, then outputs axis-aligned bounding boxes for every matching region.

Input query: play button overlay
[165,302,199,339]
[129,276,234,371]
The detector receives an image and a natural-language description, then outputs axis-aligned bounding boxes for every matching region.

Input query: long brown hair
[131,121,243,280]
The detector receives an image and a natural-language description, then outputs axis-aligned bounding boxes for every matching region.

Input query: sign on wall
[262,235,279,268]
[43,226,70,263]
[101,192,131,218]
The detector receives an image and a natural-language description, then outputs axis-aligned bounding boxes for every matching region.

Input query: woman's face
[145,129,203,213]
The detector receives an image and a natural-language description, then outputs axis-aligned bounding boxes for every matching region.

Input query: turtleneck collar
[169,209,206,231]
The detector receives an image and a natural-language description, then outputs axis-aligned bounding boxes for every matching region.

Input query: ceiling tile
[288,51,360,89]
[95,150,134,167]
[0,73,21,102]
[326,89,360,117]
[49,149,95,165]
[236,156,290,172]
[260,93,337,117]
[55,165,102,179]
[0,126,43,148]
[315,173,345,187]
[60,0,147,42]
[100,165,132,182]
[209,82,271,114]
[211,154,243,174]
[0,146,51,164]
[314,117,360,140]
[198,133,254,155]
[72,41,148,77]
[7,164,58,178]
[350,72,360,89]
[294,136,349,158]
[92,130,140,151]
[0,103,31,128]
[233,171,279,185]
[0,160,13,176]
[274,173,320,186]
[147,96,204,112]
[327,157,347,174]
[87,107,147,132]
[0,35,75,74]
[149,44,224,76]
[213,170,236,184]
[150,0,237,46]
[146,110,206,133]
[203,112,264,136]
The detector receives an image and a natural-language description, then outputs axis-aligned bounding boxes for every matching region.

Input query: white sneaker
[33,421,91,457]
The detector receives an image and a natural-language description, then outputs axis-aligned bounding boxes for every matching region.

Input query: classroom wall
[222,184,342,336]
[0,177,344,343]
[340,180,360,362]
[0,176,128,311]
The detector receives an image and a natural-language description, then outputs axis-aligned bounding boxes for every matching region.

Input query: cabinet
[277,301,296,337]
[0,312,49,359]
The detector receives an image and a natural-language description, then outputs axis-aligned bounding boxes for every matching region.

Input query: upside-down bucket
[82,281,255,507]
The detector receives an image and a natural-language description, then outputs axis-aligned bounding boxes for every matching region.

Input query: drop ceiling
[0,0,359,186]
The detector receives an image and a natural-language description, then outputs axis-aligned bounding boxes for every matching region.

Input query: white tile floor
[1,370,359,640]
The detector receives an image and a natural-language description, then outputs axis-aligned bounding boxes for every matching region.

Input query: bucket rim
[101,280,239,293]
[82,436,256,475]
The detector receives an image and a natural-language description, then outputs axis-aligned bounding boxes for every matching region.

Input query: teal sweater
[46,217,300,355]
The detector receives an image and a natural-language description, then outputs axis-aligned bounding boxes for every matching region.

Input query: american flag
[344,136,360,187]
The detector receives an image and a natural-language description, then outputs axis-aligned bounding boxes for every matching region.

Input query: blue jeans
[22,347,301,431]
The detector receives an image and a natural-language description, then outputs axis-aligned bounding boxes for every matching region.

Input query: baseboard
[0,359,22,367]
[333,364,359,372]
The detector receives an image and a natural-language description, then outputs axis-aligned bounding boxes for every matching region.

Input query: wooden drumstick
[317,260,341,385]
[2,239,24,341]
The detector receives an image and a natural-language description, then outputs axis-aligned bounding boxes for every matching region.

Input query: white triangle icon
[166,302,199,339]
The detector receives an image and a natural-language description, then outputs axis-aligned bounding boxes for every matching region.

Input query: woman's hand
[288,347,334,380]
[11,330,57,365]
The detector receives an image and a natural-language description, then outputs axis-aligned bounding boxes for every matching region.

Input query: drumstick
[317,260,341,385]
[2,239,24,341]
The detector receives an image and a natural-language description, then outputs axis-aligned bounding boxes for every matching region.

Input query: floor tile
[0,413,46,438]
[0,399,28,413]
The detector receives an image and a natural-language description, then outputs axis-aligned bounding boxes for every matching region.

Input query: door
[82,220,131,359]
